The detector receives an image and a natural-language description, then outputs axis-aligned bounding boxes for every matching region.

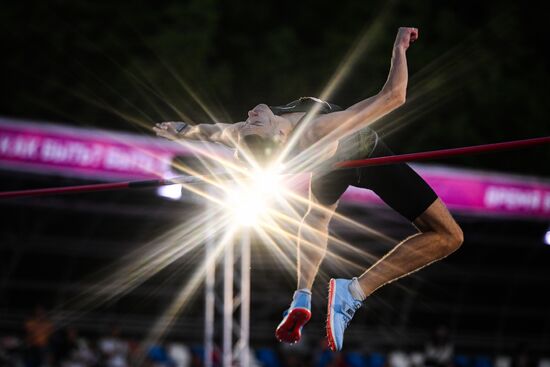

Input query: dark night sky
[1,0,549,176]
[1,2,550,355]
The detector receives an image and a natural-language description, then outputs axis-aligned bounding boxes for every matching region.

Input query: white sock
[294,288,311,298]
[348,277,366,301]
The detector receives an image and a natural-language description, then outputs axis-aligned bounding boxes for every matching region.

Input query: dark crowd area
[1,306,546,367]
[1,1,550,367]
[1,0,549,176]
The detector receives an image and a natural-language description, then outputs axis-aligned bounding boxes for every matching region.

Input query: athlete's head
[240,103,293,140]
[236,98,339,165]
[237,103,293,165]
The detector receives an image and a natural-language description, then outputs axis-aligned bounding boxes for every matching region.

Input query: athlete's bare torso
[275,111,340,161]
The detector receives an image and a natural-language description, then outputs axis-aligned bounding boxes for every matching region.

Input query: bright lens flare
[226,188,267,226]
[225,167,283,227]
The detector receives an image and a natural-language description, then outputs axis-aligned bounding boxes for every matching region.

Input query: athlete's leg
[276,169,350,344]
[326,199,463,351]
[297,168,355,290]
[357,198,463,296]
[297,196,338,290]
[275,197,337,343]
[326,139,463,351]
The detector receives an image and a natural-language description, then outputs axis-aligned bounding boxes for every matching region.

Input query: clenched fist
[394,27,418,51]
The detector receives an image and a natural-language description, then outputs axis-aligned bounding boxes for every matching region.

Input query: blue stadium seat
[368,352,386,367]
[473,356,493,367]
[147,345,171,364]
[345,351,368,367]
[454,354,470,367]
[190,345,205,363]
[316,350,333,367]
[256,347,281,367]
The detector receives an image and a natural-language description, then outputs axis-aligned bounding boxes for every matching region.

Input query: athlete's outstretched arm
[153,121,244,147]
[305,27,418,143]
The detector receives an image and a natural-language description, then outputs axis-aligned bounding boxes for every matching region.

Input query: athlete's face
[240,103,291,142]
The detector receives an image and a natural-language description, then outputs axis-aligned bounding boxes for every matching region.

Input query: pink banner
[2,118,550,218]
[342,165,550,219]
[0,118,199,180]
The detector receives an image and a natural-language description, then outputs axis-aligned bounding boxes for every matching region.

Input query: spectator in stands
[424,325,454,367]
[54,326,98,367]
[146,342,174,366]
[388,350,412,367]
[50,326,78,364]
[329,353,352,367]
[24,304,54,367]
[98,324,129,367]
[511,343,536,367]
[313,338,350,367]
[280,333,311,367]
[167,342,191,367]
[1,334,24,366]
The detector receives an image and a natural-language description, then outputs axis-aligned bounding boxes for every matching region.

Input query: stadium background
[1,1,550,366]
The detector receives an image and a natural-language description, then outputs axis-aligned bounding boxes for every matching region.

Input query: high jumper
[154,27,464,351]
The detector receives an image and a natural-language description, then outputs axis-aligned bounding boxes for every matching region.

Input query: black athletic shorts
[311,139,438,222]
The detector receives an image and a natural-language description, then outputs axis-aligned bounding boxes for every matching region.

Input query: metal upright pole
[239,229,251,367]
[204,218,215,367]
[223,239,234,367]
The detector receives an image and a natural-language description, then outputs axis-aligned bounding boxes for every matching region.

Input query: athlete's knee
[439,220,463,253]
[304,206,334,226]
[415,200,463,254]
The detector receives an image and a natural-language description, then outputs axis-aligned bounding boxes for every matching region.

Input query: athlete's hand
[153,122,188,140]
[394,27,418,51]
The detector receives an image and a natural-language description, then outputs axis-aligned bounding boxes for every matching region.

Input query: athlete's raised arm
[305,27,418,143]
[153,121,245,148]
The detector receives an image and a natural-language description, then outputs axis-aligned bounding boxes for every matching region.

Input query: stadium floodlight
[544,227,550,246]
[157,184,183,200]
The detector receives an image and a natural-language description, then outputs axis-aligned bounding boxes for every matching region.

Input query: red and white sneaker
[275,290,311,344]
[326,278,362,351]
